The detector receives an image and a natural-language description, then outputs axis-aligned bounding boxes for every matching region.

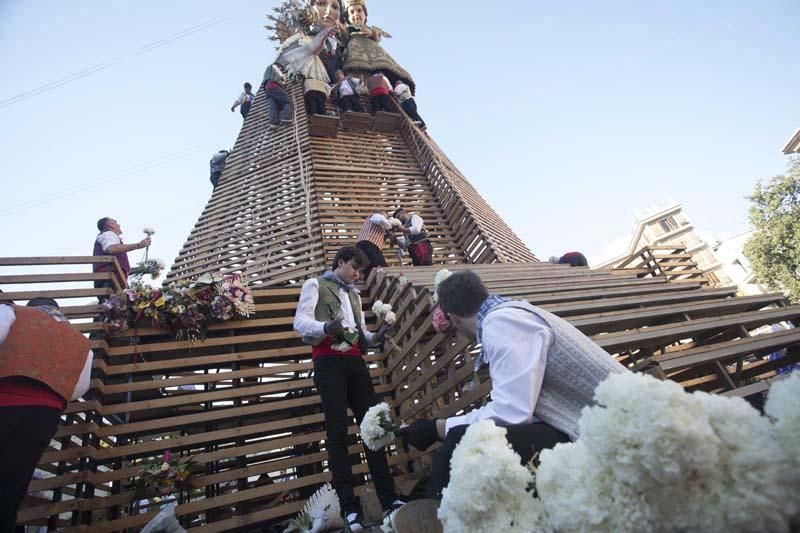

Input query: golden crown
[343,0,366,10]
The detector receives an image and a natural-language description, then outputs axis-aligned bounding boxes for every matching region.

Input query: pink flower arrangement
[432,305,451,333]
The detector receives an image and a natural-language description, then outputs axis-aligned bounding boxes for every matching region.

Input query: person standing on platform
[230,82,255,119]
[392,208,432,266]
[392,80,425,129]
[400,270,627,500]
[92,217,151,296]
[549,251,589,267]
[293,246,404,532]
[355,212,395,281]
[367,71,393,115]
[0,298,93,531]
[332,70,366,114]
[209,149,229,190]
[304,77,330,117]
[262,63,293,129]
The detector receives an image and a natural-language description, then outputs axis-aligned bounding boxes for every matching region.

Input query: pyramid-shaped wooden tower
[2,5,799,531]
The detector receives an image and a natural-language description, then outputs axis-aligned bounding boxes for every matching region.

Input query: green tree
[743,158,800,302]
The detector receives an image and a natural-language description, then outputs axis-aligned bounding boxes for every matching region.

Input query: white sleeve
[369,213,393,230]
[359,298,376,346]
[293,278,327,339]
[97,231,121,253]
[71,350,94,401]
[409,214,424,234]
[445,310,552,435]
[0,305,16,345]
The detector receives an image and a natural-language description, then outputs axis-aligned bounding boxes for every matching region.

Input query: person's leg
[341,96,354,114]
[346,358,398,510]
[240,101,251,119]
[266,92,279,125]
[403,99,425,127]
[304,92,315,115]
[0,406,61,532]
[419,241,433,266]
[315,92,328,115]
[407,242,422,266]
[371,96,380,115]
[313,357,360,515]
[352,96,365,113]
[425,424,469,499]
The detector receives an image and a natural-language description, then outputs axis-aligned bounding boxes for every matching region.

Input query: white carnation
[360,403,396,451]
[384,311,396,325]
[432,269,453,304]
[143,227,156,236]
[388,217,402,227]
[765,373,800,521]
[372,300,396,325]
[439,420,539,533]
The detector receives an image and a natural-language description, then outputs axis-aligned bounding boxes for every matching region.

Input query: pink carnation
[432,305,451,333]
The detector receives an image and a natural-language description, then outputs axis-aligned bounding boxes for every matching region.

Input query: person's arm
[231,94,244,112]
[105,240,149,255]
[369,213,393,230]
[293,278,327,338]
[71,350,94,401]
[0,305,15,346]
[382,75,392,90]
[444,310,552,435]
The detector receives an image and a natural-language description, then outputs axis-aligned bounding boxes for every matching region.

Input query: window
[659,216,679,233]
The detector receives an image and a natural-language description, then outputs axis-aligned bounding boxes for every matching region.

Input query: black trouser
[240,101,251,119]
[313,356,397,515]
[0,406,61,532]
[305,90,327,116]
[339,94,365,114]
[355,240,387,282]
[401,99,425,127]
[407,240,433,266]
[426,422,570,499]
[371,94,392,115]
[210,171,221,189]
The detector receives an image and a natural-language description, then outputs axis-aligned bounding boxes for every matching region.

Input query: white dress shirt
[338,77,362,97]
[0,304,94,401]
[406,214,424,234]
[445,307,553,434]
[393,82,413,102]
[293,278,377,346]
[96,230,121,252]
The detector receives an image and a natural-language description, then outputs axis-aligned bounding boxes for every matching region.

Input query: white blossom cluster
[360,402,397,451]
[440,372,800,533]
[432,269,453,304]
[372,300,397,325]
[143,227,156,236]
[388,217,403,228]
[438,420,549,533]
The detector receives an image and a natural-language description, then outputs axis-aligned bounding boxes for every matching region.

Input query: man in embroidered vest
[92,217,151,299]
[401,270,628,499]
[355,212,395,282]
[0,298,93,531]
[293,246,404,532]
[392,208,432,266]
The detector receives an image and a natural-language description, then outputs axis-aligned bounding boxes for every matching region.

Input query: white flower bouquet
[129,258,166,279]
[360,402,401,451]
[372,300,397,325]
[440,372,800,533]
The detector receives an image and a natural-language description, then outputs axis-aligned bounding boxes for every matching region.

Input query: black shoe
[345,511,364,533]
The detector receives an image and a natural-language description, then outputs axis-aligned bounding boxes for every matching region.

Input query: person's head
[312,0,342,27]
[436,270,489,339]
[346,2,367,25]
[97,217,121,235]
[243,82,252,93]
[371,70,383,78]
[392,208,408,223]
[335,69,345,82]
[26,297,59,309]
[331,245,368,283]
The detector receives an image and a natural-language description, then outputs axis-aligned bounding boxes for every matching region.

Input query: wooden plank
[308,113,339,137]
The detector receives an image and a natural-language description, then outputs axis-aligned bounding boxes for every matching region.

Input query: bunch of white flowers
[372,300,396,325]
[536,372,797,532]
[432,269,453,305]
[143,227,156,236]
[360,402,399,451]
[765,372,800,520]
[441,372,800,533]
[438,420,548,533]
[388,217,403,228]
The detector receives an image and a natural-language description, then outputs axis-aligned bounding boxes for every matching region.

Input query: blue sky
[1,0,798,271]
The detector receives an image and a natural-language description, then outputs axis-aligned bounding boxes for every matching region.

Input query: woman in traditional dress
[340,0,415,93]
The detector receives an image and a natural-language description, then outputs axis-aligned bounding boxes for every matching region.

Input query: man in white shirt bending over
[401,270,627,499]
[333,69,366,114]
[392,80,426,129]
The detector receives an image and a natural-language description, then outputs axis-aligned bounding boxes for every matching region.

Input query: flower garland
[102,273,255,341]
[360,402,401,451]
[439,372,800,532]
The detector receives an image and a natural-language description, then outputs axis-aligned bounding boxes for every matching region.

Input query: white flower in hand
[160,462,171,472]
[143,227,156,236]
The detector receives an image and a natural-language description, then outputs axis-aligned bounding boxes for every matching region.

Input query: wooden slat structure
[2,69,798,532]
[2,256,798,531]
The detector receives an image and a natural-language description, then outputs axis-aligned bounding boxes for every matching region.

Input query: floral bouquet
[438,372,800,533]
[130,450,199,500]
[360,402,402,451]
[100,293,129,332]
[331,323,360,353]
[372,300,400,352]
[129,259,166,280]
